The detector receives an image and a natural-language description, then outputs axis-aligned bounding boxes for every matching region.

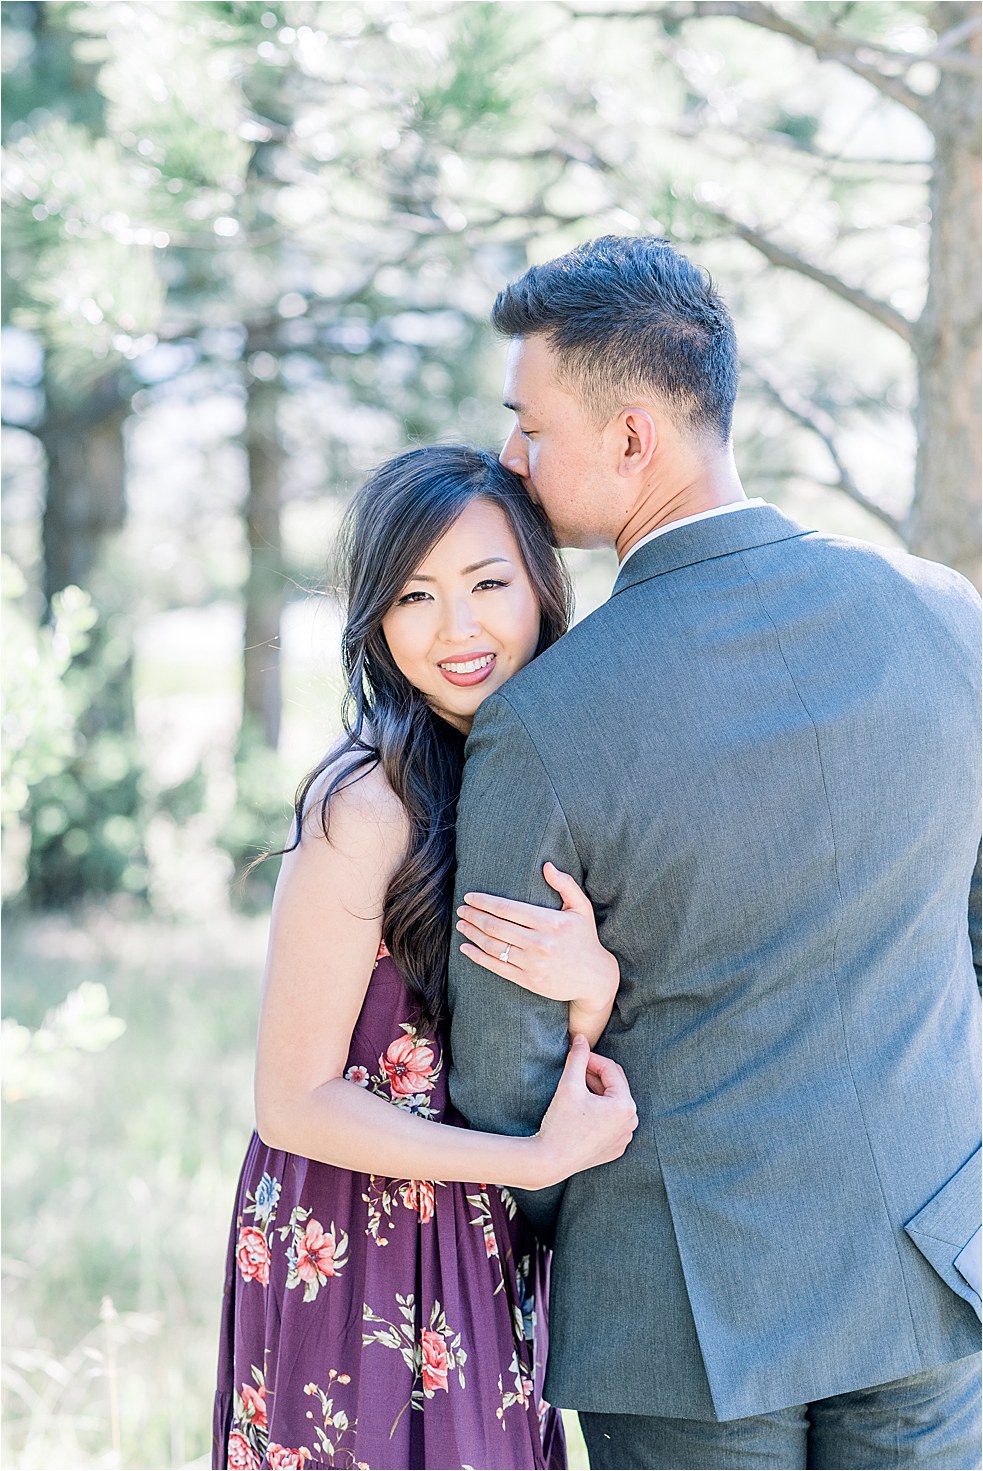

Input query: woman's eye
[474,579,509,592]
[396,590,430,605]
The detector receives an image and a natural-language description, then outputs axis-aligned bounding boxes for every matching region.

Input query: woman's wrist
[507,1132,560,1192]
[575,952,619,1014]
[569,953,619,1042]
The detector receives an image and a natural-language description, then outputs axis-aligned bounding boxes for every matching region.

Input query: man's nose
[499,425,528,479]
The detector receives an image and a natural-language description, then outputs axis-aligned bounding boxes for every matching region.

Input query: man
[446,236,982,1469]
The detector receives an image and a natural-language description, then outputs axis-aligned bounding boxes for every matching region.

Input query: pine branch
[709,209,915,343]
[747,362,903,532]
[565,2,931,117]
[670,115,931,172]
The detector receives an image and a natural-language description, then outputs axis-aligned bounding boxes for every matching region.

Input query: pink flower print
[483,1223,499,1258]
[381,1034,436,1097]
[240,1381,267,1429]
[267,1447,311,1470]
[345,1064,370,1086]
[236,1226,270,1286]
[295,1219,340,1283]
[227,1430,260,1470]
[376,940,390,960]
[421,1328,449,1393]
[399,1179,436,1223]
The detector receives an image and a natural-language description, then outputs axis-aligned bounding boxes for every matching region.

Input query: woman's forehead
[414,500,520,573]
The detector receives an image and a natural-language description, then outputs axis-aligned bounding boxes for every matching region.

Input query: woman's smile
[436,652,498,687]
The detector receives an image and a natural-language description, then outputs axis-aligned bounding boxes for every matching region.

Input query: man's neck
[615,452,747,563]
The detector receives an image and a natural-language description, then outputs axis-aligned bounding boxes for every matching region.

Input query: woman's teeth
[440,655,495,674]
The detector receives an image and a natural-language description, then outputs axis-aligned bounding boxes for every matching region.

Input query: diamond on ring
[499,944,512,964]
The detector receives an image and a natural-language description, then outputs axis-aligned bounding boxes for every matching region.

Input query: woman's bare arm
[254,768,635,1189]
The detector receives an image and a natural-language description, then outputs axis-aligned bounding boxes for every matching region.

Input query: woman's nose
[440,597,481,643]
[499,425,528,478]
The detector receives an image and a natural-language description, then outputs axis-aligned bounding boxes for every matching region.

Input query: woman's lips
[437,653,498,687]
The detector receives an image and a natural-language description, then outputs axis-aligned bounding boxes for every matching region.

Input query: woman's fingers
[458,941,542,989]
[455,913,530,958]
[585,1051,632,1099]
[458,941,514,979]
[459,893,552,929]
[543,862,593,915]
[458,940,554,998]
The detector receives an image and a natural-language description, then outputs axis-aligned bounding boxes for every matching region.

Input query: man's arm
[447,691,581,1238]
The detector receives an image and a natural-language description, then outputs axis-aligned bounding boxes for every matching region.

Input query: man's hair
[491,235,739,443]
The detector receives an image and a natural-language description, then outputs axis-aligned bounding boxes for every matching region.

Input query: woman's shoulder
[297,748,411,861]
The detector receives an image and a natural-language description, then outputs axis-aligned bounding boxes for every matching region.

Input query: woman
[213,446,635,1471]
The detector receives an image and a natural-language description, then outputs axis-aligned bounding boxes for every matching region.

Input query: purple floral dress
[213,942,566,1471]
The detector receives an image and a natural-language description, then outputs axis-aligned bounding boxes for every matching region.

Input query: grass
[2,904,264,1468]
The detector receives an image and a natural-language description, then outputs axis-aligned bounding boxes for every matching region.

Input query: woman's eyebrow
[409,557,512,583]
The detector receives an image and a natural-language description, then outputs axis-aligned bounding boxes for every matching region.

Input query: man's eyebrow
[503,399,526,414]
[409,557,512,583]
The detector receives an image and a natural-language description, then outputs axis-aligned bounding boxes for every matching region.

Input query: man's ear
[617,407,658,476]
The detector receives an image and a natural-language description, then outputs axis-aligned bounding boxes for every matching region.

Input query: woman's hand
[529,1033,638,1189]
[456,862,620,1044]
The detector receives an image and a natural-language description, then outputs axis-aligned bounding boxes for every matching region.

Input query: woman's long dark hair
[292,445,573,1028]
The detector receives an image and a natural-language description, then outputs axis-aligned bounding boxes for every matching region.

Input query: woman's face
[381,498,542,733]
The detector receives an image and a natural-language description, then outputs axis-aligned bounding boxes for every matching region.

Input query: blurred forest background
[2,1,980,1466]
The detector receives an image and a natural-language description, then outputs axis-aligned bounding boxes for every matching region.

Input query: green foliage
[2,981,126,1103]
[416,4,526,135]
[1,557,97,827]
[25,617,148,907]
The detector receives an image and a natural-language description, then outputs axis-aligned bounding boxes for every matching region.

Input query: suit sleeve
[446,691,581,1240]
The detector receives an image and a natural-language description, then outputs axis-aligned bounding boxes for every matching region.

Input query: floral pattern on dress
[466,1188,505,1278]
[343,1020,443,1121]
[513,1252,538,1345]
[301,1370,366,1468]
[362,1174,443,1246]
[228,1365,268,1467]
[236,1225,271,1288]
[363,1294,467,1420]
[234,1172,283,1289]
[267,1446,312,1469]
[496,1347,536,1425]
[279,1204,349,1302]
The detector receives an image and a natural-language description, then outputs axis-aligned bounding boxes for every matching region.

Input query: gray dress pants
[579,1354,982,1470]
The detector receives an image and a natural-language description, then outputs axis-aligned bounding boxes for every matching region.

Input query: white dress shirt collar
[619,499,768,570]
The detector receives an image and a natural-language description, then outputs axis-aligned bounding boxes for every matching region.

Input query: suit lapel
[611,505,813,598]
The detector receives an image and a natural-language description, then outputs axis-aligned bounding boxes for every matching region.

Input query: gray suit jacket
[447,505,982,1421]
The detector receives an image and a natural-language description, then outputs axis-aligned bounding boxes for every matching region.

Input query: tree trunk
[40,372,127,605]
[29,370,146,907]
[909,3,982,587]
[240,370,284,752]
